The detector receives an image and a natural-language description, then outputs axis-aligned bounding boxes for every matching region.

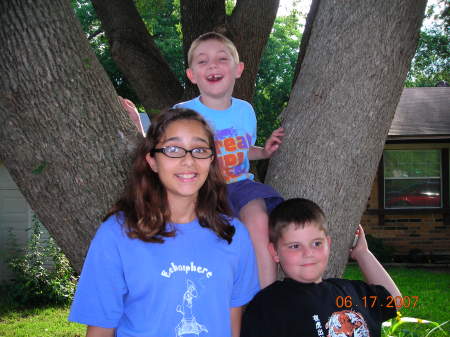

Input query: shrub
[1,215,78,306]
[366,234,396,263]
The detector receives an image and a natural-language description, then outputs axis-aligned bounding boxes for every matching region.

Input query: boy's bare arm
[350,225,401,298]
[248,127,284,160]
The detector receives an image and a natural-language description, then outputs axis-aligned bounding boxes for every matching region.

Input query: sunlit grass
[344,265,450,337]
[0,300,84,337]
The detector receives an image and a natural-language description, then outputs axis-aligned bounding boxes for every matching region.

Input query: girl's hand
[118,96,144,135]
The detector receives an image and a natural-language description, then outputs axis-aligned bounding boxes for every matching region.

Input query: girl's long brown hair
[105,108,235,243]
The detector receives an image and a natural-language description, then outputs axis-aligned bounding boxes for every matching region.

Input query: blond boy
[177,32,285,288]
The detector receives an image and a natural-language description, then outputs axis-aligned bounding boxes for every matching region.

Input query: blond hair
[187,32,240,66]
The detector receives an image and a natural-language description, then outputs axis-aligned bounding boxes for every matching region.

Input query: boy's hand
[349,224,402,298]
[262,127,284,158]
[350,225,369,261]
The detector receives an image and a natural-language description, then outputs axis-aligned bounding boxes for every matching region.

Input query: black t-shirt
[241,278,397,337]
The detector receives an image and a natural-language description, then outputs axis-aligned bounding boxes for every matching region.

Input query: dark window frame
[367,145,450,226]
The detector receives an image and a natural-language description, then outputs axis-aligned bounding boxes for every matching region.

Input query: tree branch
[91,0,183,113]
[292,0,321,87]
[228,0,280,102]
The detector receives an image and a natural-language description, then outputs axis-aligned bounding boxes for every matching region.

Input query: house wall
[361,143,450,261]
[0,163,32,281]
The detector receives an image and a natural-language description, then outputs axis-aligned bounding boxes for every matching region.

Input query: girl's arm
[230,306,243,337]
[350,225,402,298]
[86,326,115,337]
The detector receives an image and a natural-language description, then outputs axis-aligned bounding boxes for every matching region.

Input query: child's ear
[327,236,332,248]
[145,153,158,173]
[235,62,244,79]
[186,68,197,84]
[268,242,280,263]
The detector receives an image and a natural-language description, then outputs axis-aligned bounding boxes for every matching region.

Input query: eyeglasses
[151,146,214,159]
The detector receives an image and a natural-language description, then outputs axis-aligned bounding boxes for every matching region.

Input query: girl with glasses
[69,108,259,337]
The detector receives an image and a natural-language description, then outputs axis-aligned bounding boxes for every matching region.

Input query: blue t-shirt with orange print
[176,96,256,184]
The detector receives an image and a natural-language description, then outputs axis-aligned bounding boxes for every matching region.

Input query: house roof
[388,87,450,139]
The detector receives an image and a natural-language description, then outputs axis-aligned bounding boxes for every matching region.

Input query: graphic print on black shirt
[325,310,370,337]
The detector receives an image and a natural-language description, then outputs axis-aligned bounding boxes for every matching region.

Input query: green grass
[344,265,450,337]
[0,299,84,337]
[0,267,448,337]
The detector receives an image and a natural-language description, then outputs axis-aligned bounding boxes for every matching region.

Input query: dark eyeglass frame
[151,146,214,159]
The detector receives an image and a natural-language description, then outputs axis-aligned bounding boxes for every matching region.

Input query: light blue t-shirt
[69,214,259,337]
[139,112,151,134]
[176,97,257,183]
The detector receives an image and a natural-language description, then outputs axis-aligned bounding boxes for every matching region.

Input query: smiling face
[269,222,331,284]
[186,39,244,103]
[146,119,213,206]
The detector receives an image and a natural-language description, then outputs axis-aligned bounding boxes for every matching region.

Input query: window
[384,150,441,208]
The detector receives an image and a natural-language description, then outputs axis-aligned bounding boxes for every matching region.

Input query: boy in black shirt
[241,198,401,337]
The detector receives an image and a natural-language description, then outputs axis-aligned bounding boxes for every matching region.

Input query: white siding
[0,163,32,282]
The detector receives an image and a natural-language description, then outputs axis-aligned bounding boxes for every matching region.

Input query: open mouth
[207,74,223,82]
[176,173,197,181]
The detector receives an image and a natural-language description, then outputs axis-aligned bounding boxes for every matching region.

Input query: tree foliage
[405,1,449,87]
[254,13,302,145]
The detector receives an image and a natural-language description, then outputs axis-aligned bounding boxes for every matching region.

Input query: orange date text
[335,295,418,309]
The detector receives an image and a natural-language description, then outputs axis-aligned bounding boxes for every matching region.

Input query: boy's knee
[240,199,267,215]
[241,211,268,233]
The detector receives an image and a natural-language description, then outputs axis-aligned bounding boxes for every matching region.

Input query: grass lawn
[344,265,450,336]
[0,300,84,337]
[0,266,448,337]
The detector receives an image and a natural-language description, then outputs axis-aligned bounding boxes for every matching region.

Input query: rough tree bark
[266,0,427,278]
[0,0,141,272]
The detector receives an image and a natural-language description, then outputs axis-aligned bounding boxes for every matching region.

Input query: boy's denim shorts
[227,179,284,217]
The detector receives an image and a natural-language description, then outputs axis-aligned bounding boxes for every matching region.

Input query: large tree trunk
[266,0,427,278]
[0,0,141,273]
[91,0,183,114]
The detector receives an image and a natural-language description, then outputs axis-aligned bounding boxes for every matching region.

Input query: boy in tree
[241,198,401,337]
[176,32,284,288]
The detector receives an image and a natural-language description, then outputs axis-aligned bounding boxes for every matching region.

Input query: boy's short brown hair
[187,32,240,66]
[269,198,328,245]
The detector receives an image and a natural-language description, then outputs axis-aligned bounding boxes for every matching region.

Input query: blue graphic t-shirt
[69,214,259,337]
[176,97,257,183]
